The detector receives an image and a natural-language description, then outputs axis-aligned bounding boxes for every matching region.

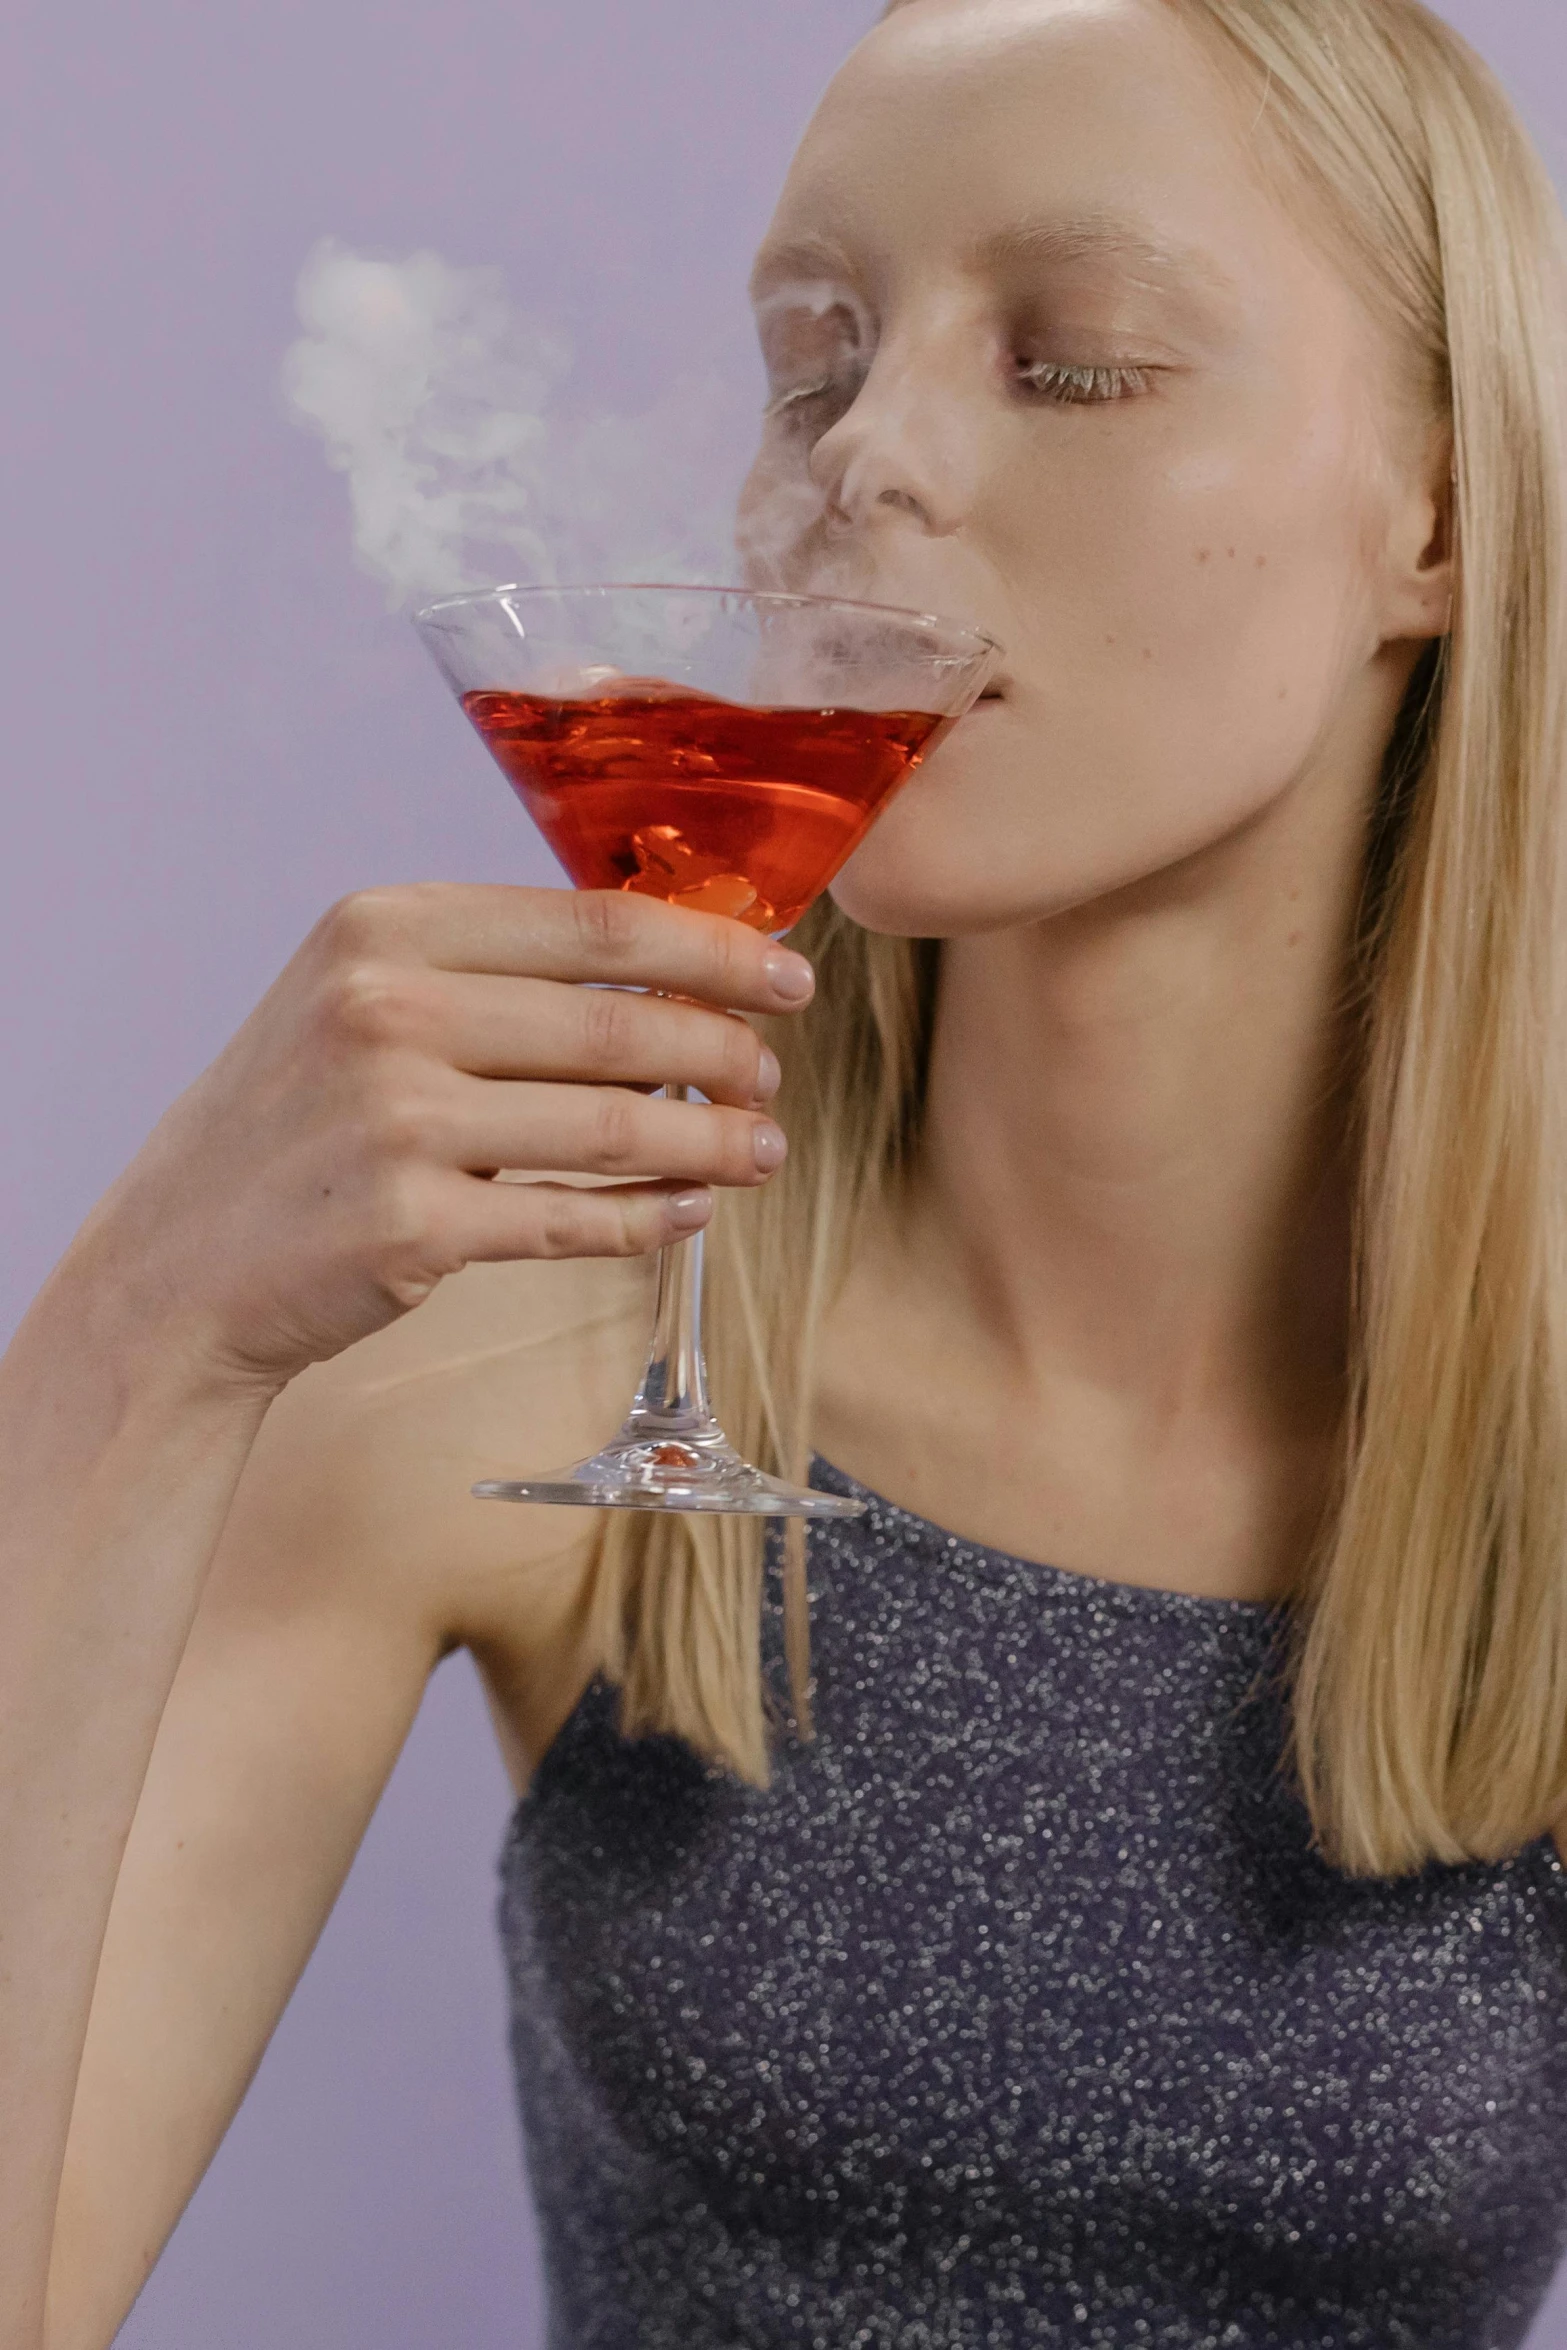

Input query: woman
[5,0,1566,2342]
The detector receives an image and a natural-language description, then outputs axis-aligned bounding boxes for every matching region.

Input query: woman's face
[737,0,1446,936]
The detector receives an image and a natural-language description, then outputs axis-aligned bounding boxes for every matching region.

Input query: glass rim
[410,578,1003,664]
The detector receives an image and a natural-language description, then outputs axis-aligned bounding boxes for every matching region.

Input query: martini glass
[414,583,998,1515]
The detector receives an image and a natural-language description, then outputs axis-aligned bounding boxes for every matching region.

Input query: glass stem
[629,1083,713,1433]
[632,1227,711,1430]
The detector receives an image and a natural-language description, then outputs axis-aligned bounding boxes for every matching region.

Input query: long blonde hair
[589,0,1567,1878]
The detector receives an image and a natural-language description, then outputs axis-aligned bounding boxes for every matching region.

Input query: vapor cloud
[282,238,752,608]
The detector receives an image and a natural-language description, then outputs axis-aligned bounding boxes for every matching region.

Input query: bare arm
[44,1253,646,2349]
[0,882,810,2350]
[0,1264,271,2350]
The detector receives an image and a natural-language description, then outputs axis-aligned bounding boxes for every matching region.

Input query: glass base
[473,1416,864,1518]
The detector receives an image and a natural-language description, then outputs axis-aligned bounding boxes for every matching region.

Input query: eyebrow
[748,234,858,304]
[749,213,1239,309]
[975,214,1240,303]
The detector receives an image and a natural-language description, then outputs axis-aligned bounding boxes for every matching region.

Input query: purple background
[0,1,1562,2341]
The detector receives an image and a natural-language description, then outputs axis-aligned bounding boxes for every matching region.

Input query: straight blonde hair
[589,0,1567,1878]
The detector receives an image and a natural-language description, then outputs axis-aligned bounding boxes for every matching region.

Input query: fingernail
[753,1046,782,1105]
[763,948,815,1003]
[753,1122,788,1172]
[666,1188,713,1233]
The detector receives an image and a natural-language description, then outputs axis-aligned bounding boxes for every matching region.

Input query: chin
[826,839,1071,940]
[824,739,1088,937]
[828,714,1312,939]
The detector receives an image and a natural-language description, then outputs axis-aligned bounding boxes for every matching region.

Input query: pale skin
[0,1,1529,2345]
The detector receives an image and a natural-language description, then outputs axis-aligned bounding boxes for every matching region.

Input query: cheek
[832,399,1385,935]
[1009,388,1379,732]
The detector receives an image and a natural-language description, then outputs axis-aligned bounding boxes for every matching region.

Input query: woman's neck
[816,755,1372,1602]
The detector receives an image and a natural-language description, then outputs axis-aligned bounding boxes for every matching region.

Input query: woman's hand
[74,883,815,1399]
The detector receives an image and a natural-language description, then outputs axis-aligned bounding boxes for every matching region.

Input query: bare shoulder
[219,1250,654,1649]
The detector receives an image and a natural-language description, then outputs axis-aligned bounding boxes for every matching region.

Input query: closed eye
[762,375,868,437]
[763,379,835,420]
[763,358,1154,430]
[1017,361,1152,406]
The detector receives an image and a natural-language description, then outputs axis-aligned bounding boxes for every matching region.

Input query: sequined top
[499,1459,1567,2348]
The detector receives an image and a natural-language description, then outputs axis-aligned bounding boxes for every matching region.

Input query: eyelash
[763,359,1151,429]
[763,380,848,426]
[1016,361,1151,406]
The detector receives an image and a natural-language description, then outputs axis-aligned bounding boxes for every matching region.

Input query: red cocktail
[461,686,949,933]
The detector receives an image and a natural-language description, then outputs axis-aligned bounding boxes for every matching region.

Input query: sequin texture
[499,1459,1567,2347]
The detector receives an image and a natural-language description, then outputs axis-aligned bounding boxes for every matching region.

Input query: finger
[321,884,815,1014]
[421,972,781,1108]
[455,1177,714,1262]
[438,1077,788,1188]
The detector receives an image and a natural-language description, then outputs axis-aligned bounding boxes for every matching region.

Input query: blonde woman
[5,0,1567,2342]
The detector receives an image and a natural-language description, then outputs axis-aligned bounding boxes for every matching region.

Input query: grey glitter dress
[498,1459,1567,2348]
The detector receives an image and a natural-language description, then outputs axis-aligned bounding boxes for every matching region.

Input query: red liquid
[462,682,950,932]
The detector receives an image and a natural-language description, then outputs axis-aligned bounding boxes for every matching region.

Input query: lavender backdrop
[0,1,1562,2342]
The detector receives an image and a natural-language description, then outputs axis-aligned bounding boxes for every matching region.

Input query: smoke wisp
[283,238,753,608]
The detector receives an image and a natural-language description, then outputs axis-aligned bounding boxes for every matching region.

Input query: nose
[810,330,979,541]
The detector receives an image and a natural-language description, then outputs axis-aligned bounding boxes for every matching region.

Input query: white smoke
[282,238,752,608]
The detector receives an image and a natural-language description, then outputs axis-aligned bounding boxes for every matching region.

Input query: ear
[1379,423,1454,645]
